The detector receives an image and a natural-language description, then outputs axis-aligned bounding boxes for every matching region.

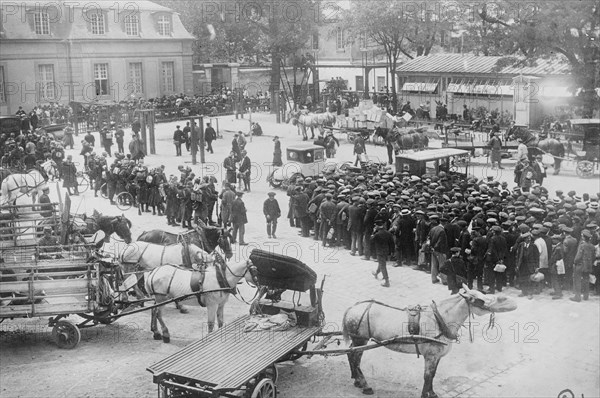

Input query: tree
[157,0,321,114]
[341,1,450,112]
[474,1,600,117]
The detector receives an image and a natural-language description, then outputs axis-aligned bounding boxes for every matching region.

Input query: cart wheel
[116,192,134,211]
[52,319,81,349]
[280,341,308,362]
[576,160,594,178]
[77,173,89,193]
[251,378,277,398]
[264,365,278,384]
[270,180,282,188]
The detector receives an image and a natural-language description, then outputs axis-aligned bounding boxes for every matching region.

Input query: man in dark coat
[223,151,237,184]
[353,135,366,166]
[173,126,184,156]
[571,230,595,302]
[263,192,281,239]
[61,155,79,196]
[334,194,349,248]
[38,186,53,218]
[393,209,416,266]
[272,136,282,166]
[318,193,337,247]
[468,229,487,290]
[428,214,448,284]
[441,247,468,294]
[115,125,125,154]
[182,122,191,152]
[231,191,248,245]
[293,186,310,238]
[515,232,539,299]
[347,197,365,256]
[238,150,251,192]
[219,183,235,227]
[485,225,507,294]
[308,187,326,239]
[131,118,141,136]
[205,123,217,154]
[371,220,394,287]
[232,134,241,161]
[362,199,378,260]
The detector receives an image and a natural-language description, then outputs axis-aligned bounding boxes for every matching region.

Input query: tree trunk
[270,52,281,117]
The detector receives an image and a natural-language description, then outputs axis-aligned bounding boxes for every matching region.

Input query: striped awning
[447,83,513,96]
[401,82,438,92]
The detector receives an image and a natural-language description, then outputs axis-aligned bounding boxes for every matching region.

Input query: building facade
[395,54,573,124]
[0,0,194,114]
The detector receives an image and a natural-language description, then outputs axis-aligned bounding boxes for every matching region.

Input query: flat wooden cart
[147,250,324,398]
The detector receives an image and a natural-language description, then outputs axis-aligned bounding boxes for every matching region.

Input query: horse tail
[342,305,353,344]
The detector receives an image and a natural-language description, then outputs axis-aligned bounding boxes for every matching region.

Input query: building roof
[0,1,194,40]
[396,54,570,76]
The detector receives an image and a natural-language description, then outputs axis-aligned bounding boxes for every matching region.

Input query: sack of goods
[493,263,507,273]
[530,271,545,283]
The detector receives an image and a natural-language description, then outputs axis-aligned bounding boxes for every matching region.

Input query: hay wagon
[0,203,123,349]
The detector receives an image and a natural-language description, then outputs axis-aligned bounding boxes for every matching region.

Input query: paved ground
[1,111,598,398]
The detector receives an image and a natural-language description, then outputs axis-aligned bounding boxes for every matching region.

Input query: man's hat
[581,229,592,239]
[400,209,411,216]
[42,186,50,192]
[267,192,276,197]
[273,136,279,141]
[450,247,461,253]
[236,191,244,196]
[43,226,52,232]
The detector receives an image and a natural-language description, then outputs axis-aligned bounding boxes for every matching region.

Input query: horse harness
[353,299,459,358]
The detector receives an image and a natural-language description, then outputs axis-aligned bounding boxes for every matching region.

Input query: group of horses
[0,166,48,205]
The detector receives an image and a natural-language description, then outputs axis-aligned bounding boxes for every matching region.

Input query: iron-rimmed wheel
[77,173,89,193]
[52,319,81,349]
[576,160,594,178]
[116,192,134,211]
[264,365,278,384]
[251,378,277,398]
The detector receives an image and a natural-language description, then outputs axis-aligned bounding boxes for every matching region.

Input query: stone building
[0,0,194,114]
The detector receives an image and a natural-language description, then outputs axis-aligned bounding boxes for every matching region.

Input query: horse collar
[431,300,459,341]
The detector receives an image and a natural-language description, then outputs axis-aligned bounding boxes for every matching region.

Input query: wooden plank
[0,302,90,317]
[0,278,92,294]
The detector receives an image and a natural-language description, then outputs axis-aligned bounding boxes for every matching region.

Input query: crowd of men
[282,170,599,299]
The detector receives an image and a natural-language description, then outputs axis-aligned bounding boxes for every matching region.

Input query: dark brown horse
[38,211,133,244]
[137,222,233,260]
[507,128,565,174]
[342,285,517,398]
[375,127,433,152]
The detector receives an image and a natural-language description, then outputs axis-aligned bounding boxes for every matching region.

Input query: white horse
[288,110,336,141]
[144,254,256,342]
[41,159,59,181]
[0,168,48,205]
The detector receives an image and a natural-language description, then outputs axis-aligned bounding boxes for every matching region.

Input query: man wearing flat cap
[38,226,60,259]
[428,214,448,284]
[515,232,538,299]
[370,220,394,287]
[231,191,248,245]
[318,193,337,247]
[238,150,251,192]
[263,192,281,239]
[571,230,595,302]
[293,186,311,238]
[485,225,507,294]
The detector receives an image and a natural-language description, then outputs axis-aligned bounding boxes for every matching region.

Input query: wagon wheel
[576,160,595,178]
[267,171,282,188]
[116,192,134,211]
[263,365,278,384]
[278,341,308,362]
[52,319,81,349]
[251,378,277,398]
[76,173,89,193]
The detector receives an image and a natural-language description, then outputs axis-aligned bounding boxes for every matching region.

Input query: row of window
[32,12,171,36]
[0,62,175,103]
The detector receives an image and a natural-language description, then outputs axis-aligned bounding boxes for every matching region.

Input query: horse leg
[207,302,216,333]
[553,157,562,175]
[421,354,442,398]
[175,301,189,314]
[347,337,373,395]
[154,296,171,343]
[150,306,161,341]
[216,300,225,329]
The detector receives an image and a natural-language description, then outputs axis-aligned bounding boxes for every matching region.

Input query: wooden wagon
[147,250,324,398]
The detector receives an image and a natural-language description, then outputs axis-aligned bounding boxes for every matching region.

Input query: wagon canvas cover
[249,249,317,292]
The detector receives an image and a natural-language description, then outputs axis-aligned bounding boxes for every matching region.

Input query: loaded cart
[147,249,324,398]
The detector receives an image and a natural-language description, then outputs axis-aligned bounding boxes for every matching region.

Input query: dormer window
[34,12,50,35]
[90,12,105,35]
[157,15,171,36]
[125,14,139,36]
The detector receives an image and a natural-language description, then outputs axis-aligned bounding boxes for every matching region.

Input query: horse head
[111,215,132,244]
[459,284,517,315]
[218,228,233,260]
